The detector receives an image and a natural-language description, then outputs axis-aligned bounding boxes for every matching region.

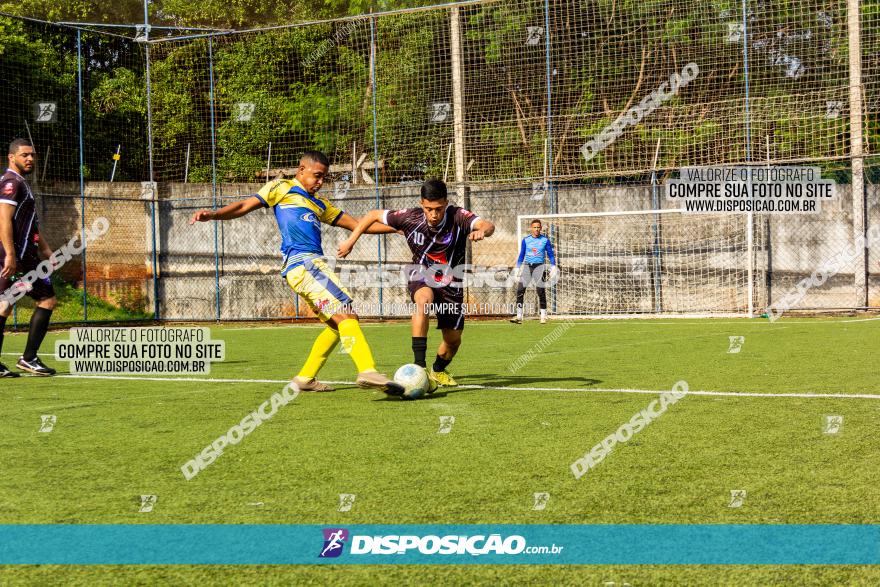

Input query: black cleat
[0,363,20,378]
[16,356,56,376]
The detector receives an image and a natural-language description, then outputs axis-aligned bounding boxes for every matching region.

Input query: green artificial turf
[1,316,878,584]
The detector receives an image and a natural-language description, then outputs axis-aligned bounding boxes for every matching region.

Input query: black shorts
[0,257,56,303]
[407,279,465,331]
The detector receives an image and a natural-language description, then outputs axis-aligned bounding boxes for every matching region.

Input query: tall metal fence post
[450,4,470,309]
[544,0,557,315]
[208,37,221,321]
[370,15,383,318]
[143,2,160,321]
[77,29,87,322]
[848,0,867,308]
[742,0,755,317]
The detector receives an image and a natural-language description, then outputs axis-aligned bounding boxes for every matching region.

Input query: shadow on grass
[375,373,601,401]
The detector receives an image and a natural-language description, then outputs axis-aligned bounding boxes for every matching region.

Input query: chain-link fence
[1,0,879,323]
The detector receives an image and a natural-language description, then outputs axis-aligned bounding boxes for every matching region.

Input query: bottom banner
[0,525,877,565]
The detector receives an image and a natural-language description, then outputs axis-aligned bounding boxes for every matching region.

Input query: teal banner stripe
[0,525,877,565]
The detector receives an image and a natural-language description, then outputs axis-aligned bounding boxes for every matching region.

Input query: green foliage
[0,0,877,183]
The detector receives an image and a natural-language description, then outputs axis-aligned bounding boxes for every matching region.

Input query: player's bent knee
[38,297,57,310]
[413,287,434,304]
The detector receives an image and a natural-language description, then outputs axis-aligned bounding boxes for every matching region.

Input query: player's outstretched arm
[336,210,389,258]
[189,196,264,224]
[469,219,495,241]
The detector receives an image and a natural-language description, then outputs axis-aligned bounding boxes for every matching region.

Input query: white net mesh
[519,210,766,316]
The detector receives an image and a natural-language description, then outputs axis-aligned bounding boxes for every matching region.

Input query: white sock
[540,309,547,319]
[517,307,523,320]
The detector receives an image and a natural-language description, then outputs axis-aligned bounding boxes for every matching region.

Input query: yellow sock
[337,318,377,373]
[297,327,340,379]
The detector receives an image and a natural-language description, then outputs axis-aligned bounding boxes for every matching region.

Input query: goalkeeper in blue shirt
[511,219,556,324]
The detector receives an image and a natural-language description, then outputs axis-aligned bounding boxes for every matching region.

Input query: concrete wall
[35,180,880,319]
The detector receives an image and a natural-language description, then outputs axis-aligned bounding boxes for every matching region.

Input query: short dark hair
[420,179,448,202]
[8,138,33,156]
[300,150,330,167]
[531,219,542,226]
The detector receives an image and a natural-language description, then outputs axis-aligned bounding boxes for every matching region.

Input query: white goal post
[515,210,764,318]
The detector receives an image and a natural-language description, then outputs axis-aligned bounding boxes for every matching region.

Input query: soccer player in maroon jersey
[0,139,58,376]
[337,179,495,388]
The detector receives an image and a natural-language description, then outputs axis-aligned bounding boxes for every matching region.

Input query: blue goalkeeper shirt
[517,234,556,266]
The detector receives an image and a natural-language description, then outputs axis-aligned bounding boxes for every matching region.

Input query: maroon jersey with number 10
[381,205,480,269]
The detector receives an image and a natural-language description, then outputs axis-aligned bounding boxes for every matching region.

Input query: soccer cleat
[429,369,457,387]
[356,371,404,396]
[509,317,522,324]
[16,356,56,376]
[0,363,20,378]
[292,376,335,392]
[426,376,439,394]
[540,317,547,324]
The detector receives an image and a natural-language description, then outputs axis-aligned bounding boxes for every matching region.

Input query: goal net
[517,210,765,318]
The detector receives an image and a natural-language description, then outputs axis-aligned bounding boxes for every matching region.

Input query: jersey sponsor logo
[426,251,448,265]
[300,212,318,225]
[2,182,14,196]
[532,248,538,255]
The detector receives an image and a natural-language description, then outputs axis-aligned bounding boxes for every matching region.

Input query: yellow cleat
[429,369,457,387]
[426,376,439,394]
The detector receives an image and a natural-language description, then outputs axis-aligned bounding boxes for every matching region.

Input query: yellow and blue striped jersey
[255,178,345,276]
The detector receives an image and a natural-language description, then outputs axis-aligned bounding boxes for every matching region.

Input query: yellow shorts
[284,258,354,321]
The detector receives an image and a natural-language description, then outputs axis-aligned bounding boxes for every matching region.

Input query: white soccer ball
[394,363,429,400]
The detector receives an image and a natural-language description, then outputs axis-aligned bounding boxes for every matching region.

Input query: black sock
[412,336,428,368]
[23,307,52,361]
[433,354,452,372]
[0,315,6,356]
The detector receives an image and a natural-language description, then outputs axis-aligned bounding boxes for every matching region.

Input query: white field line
[56,374,880,400]
[1,316,877,340]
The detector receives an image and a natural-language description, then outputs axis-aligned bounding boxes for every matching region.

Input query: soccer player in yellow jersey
[189,151,404,396]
